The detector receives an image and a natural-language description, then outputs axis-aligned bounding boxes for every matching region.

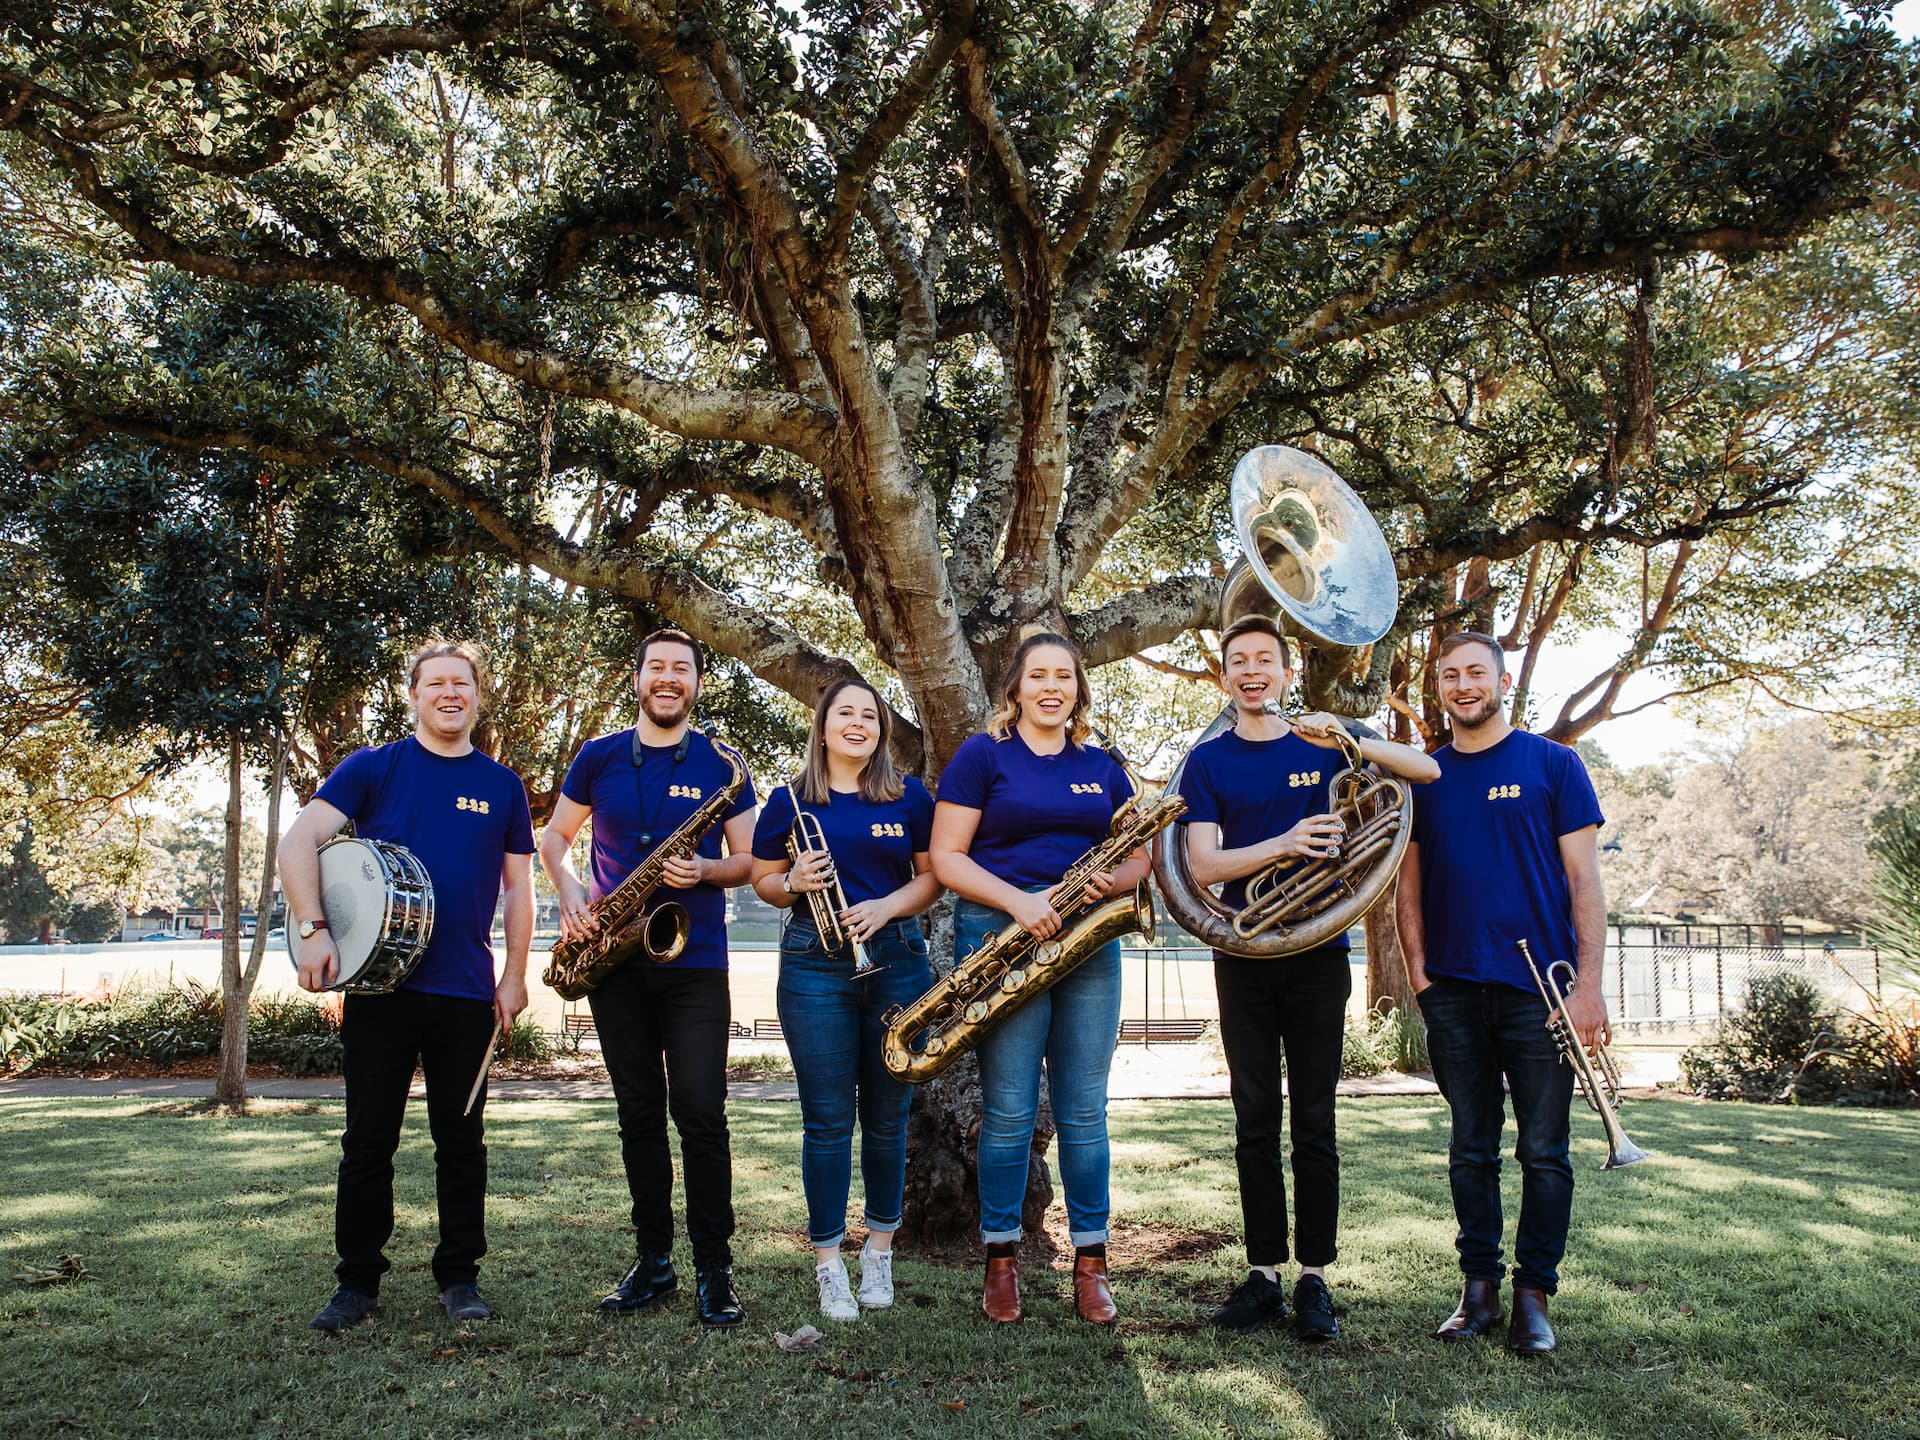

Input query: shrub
[1338,1003,1428,1078]
[0,983,339,1074]
[501,1016,552,1063]
[1682,972,1917,1106]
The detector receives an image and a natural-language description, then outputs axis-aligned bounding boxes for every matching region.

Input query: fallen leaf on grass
[15,1255,92,1286]
[775,1325,822,1352]
[942,1401,966,1412]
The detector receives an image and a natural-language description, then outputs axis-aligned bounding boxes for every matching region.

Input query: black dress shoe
[695,1265,744,1328]
[1434,1278,1503,1342]
[1507,1286,1556,1354]
[599,1253,678,1315]
[310,1287,379,1332]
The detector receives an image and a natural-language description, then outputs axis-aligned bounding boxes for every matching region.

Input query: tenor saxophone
[880,788,1186,1084]
[542,741,748,1000]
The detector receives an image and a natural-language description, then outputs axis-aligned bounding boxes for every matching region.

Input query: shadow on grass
[0,1094,1915,1439]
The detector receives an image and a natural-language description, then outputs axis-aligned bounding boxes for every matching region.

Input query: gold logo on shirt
[1287,770,1324,788]
[1487,784,1522,800]
[669,784,703,799]
[1069,782,1106,795]
[455,796,491,814]
[871,822,906,838]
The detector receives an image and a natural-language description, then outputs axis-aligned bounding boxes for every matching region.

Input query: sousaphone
[1151,445,1411,957]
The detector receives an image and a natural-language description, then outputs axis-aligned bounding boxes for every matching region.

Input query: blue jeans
[776,916,934,1247]
[957,897,1123,1247]
[1417,976,1577,1293]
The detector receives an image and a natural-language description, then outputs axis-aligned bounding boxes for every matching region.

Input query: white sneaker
[857,1245,894,1309]
[816,1259,858,1322]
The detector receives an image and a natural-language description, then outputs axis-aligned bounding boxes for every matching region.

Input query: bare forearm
[932,850,1030,913]
[1569,870,1608,986]
[1394,859,1430,991]
[1189,833,1284,888]
[883,870,944,920]
[704,850,755,889]
[1357,735,1441,783]
[502,882,533,972]
[538,832,584,893]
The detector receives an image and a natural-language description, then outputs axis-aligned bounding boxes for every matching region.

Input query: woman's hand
[1008,890,1063,940]
[787,849,835,894]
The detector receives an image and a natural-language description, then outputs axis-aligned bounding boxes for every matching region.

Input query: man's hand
[1275,813,1345,861]
[1561,976,1611,1052]
[494,973,528,1030]
[297,934,341,992]
[661,853,707,889]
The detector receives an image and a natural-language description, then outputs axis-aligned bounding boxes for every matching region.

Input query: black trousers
[1214,945,1353,1268]
[587,963,735,1267]
[336,988,496,1295]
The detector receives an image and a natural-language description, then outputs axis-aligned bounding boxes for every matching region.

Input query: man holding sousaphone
[281,640,537,1334]
[1175,614,1436,1342]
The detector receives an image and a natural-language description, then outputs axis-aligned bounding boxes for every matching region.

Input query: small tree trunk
[215,736,249,1108]
[1366,872,1418,1020]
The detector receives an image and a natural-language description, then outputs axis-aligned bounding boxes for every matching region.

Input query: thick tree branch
[1071,574,1223,669]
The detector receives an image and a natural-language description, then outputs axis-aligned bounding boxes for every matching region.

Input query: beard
[1443,692,1505,729]
[640,685,693,726]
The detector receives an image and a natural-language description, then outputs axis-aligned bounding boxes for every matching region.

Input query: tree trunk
[215,735,248,1108]
[1366,871,1418,1020]
[896,898,1057,1249]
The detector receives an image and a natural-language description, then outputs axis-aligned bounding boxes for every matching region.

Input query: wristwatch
[298,919,329,940]
[781,871,795,894]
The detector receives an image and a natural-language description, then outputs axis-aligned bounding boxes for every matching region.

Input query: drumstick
[464,1018,503,1117]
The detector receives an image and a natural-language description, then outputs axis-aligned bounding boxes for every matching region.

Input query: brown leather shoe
[982,1255,1021,1325]
[1434,1278,1504,1342]
[1507,1286,1555,1354]
[1073,1254,1118,1327]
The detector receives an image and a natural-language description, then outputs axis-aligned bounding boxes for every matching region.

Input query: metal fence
[1609,925,1880,1031]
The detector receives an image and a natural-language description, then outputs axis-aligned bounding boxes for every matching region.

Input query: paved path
[0,1048,1682,1104]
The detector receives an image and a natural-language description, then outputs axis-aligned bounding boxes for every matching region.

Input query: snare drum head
[315,839,392,986]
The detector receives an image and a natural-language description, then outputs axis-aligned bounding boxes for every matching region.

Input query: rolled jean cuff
[810,1226,848,1248]
[1069,1227,1109,1248]
[864,1213,902,1235]
[980,1226,1022,1245]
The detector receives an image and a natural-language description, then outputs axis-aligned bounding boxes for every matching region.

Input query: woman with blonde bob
[929,630,1150,1327]
[751,676,942,1323]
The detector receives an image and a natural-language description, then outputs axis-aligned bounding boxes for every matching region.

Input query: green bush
[0,983,337,1074]
[1338,1003,1429,1078]
[1682,972,1917,1106]
[501,1015,552,1063]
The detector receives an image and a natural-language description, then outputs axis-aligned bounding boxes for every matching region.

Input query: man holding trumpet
[1395,631,1610,1355]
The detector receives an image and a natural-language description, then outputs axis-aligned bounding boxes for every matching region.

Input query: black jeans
[587,962,735,1267]
[336,988,496,1296]
[1214,944,1352,1268]
[1417,976,1577,1293]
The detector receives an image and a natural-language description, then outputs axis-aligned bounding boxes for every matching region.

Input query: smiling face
[1222,629,1291,717]
[1435,637,1511,731]
[822,685,883,765]
[410,656,480,743]
[1016,643,1081,733]
[635,641,701,728]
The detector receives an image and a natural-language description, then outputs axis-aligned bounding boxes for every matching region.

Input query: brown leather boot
[1434,1278,1504,1341]
[1073,1254,1118,1326]
[982,1254,1021,1324]
[1507,1286,1555,1355]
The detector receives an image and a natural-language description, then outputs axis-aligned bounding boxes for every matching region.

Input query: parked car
[139,932,173,942]
[200,928,224,939]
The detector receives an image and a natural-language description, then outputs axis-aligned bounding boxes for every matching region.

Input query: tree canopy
[3,0,1915,773]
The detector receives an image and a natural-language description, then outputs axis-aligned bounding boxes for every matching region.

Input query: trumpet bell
[1225,445,1398,649]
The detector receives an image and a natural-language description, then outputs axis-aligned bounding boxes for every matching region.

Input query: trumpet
[787,810,883,982]
[1516,938,1650,1170]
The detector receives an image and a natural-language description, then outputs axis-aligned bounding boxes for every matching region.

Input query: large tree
[3,0,1912,772]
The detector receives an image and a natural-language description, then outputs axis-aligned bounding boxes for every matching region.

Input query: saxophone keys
[1036,941,1062,965]
[1000,969,1027,993]
[965,1000,990,1023]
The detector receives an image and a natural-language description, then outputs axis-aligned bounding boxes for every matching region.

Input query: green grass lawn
[2,1095,1916,1440]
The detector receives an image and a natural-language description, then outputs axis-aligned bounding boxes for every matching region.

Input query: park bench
[1117,1018,1212,1044]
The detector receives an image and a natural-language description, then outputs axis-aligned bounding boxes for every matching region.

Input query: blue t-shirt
[1176,726,1352,950]
[559,728,758,970]
[1409,728,1604,992]
[752,778,935,908]
[936,731,1136,891]
[315,738,535,1001]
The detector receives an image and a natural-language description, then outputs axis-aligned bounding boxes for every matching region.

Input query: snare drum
[285,836,436,993]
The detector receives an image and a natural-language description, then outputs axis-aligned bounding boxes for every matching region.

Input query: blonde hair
[986,631,1093,747]
[795,677,905,805]
[406,639,490,701]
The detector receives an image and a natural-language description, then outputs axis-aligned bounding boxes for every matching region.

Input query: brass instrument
[881,788,1186,1084]
[1517,938,1651,1170]
[542,740,748,1000]
[787,808,883,982]
[1153,444,1411,957]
